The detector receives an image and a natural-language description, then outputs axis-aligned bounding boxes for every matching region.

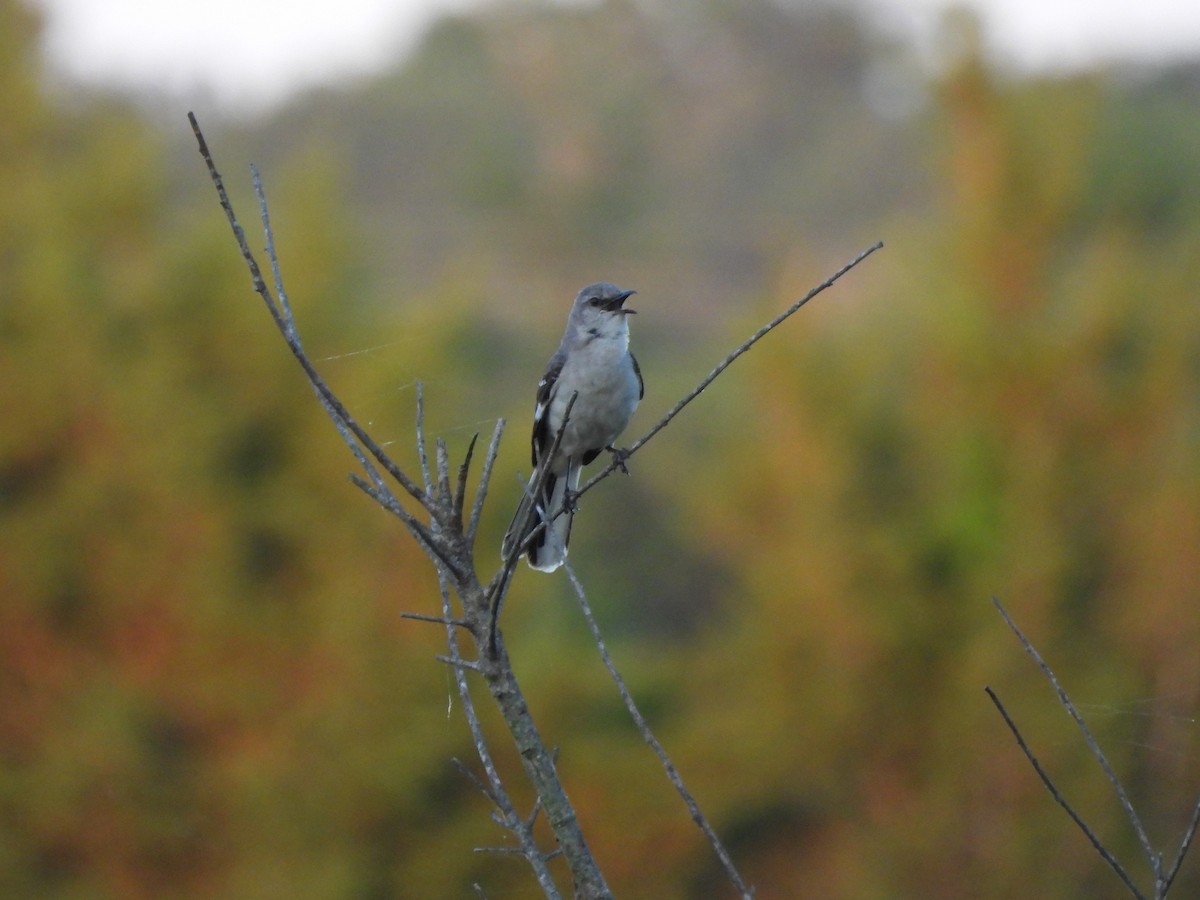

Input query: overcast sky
[31,0,1200,111]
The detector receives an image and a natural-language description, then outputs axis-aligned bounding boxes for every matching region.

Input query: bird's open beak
[612,289,637,314]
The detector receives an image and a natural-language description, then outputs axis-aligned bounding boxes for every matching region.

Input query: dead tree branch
[985,685,1143,898]
[190,111,610,898]
[564,563,754,898]
[988,597,1200,899]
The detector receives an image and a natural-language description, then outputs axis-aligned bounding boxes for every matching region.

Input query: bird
[502,282,644,572]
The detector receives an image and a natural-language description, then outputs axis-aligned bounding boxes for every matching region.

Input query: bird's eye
[587,297,602,306]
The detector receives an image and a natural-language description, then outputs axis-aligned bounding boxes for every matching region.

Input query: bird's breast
[551,348,640,459]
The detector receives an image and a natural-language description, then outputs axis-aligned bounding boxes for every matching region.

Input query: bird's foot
[607,445,632,475]
[562,489,581,513]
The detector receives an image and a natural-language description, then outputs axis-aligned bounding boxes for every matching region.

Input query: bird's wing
[530,352,565,468]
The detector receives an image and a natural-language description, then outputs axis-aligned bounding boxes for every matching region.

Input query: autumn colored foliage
[3,0,1200,896]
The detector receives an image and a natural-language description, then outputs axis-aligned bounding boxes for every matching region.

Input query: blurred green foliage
[4,0,1200,897]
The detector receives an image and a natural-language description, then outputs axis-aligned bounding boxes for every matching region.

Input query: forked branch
[190,110,611,899]
[988,597,1200,899]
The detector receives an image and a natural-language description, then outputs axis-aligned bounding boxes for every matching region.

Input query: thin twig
[436,654,487,674]
[249,165,391,501]
[414,384,467,585]
[398,611,471,628]
[438,574,561,898]
[992,597,1158,875]
[564,563,754,899]
[1164,793,1200,893]
[188,115,275,323]
[453,756,500,807]
[416,382,433,494]
[455,433,479,530]
[348,474,462,580]
[525,793,545,830]
[250,164,298,345]
[437,438,453,510]
[189,112,438,520]
[468,419,506,545]
[985,686,1144,898]
[575,241,883,502]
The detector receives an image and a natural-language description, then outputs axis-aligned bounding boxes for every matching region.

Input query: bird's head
[569,282,637,339]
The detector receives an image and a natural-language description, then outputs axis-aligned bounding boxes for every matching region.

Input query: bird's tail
[501,469,576,573]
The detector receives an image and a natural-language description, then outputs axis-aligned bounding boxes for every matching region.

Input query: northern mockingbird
[502,282,644,572]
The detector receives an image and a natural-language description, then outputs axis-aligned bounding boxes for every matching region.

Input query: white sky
[31,0,1200,111]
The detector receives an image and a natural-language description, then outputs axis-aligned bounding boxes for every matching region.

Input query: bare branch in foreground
[398,610,470,628]
[992,599,1156,865]
[990,597,1200,899]
[985,686,1144,899]
[191,111,609,899]
[564,563,755,899]
[468,419,506,545]
[1164,797,1200,895]
[189,114,437,522]
[439,576,562,899]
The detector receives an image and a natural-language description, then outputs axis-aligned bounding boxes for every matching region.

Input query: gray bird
[502,282,644,572]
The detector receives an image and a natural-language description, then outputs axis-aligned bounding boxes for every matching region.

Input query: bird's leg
[606,445,632,475]
[561,457,581,512]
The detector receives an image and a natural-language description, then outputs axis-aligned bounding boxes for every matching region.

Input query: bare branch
[193,112,609,899]
[188,112,437,519]
[437,655,487,674]
[187,114,274,321]
[564,563,755,899]
[398,611,471,628]
[416,382,434,494]
[251,164,298,345]
[438,574,562,898]
[468,419,506,545]
[437,438,453,510]
[524,793,546,831]
[992,597,1158,875]
[347,474,463,581]
[475,845,527,856]
[452,756,500,807]
[985,686,1144,899]
[455,433,479,529]
[1164,794,1200,893]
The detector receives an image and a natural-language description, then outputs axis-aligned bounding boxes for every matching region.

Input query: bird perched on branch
[502,282,643,572]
